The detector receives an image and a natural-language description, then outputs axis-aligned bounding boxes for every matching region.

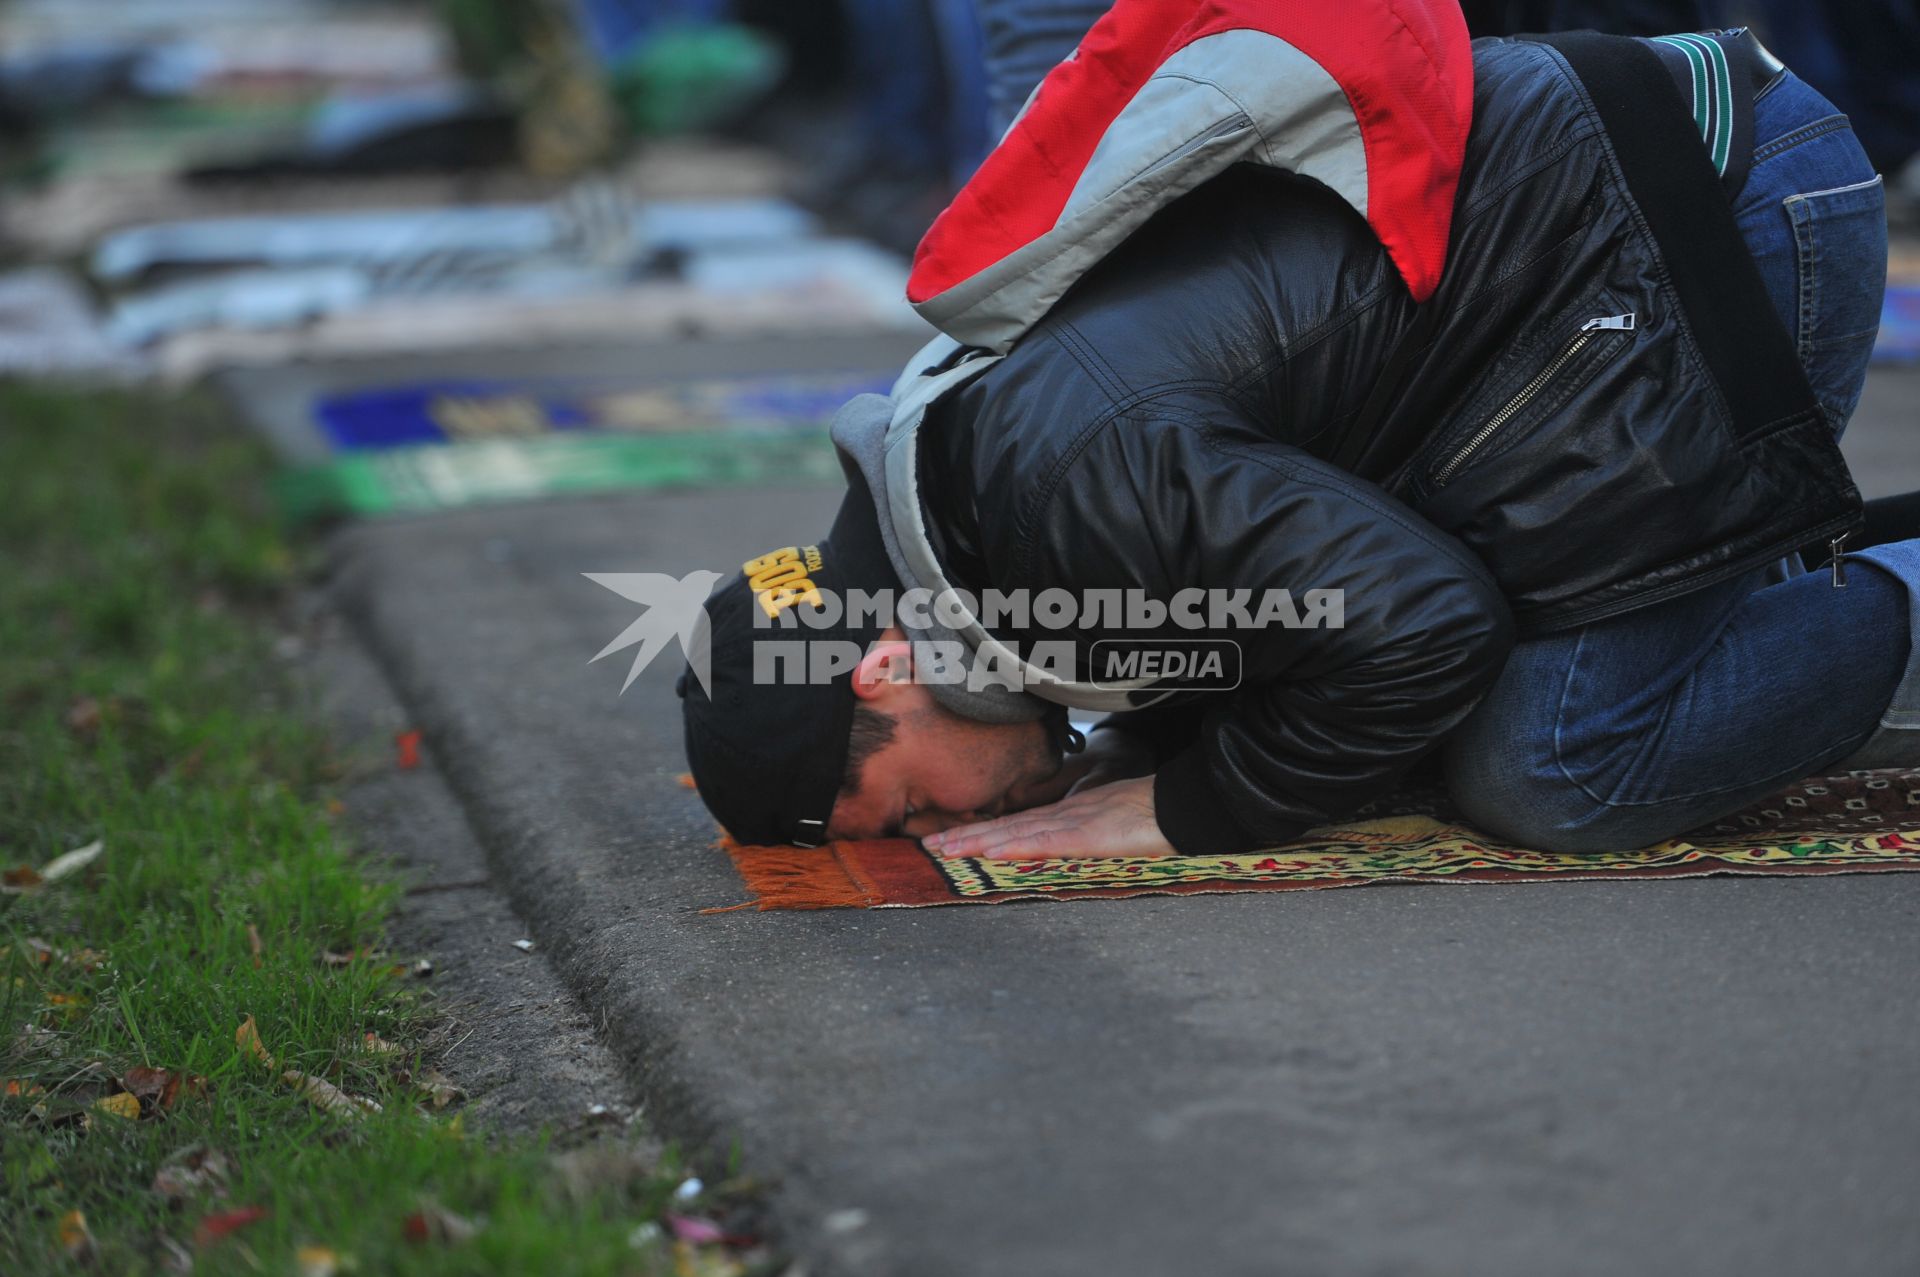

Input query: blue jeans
[1437,65,1913,852]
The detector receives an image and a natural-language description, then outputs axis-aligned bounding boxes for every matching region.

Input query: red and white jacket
[908,0,1475,352]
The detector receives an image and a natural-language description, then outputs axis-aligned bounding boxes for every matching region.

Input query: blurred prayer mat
[1876,284,1920,364]
[713,767,1920,910]
[275,369,891,516]
[275,429,843,518]
[1881,242,1920,364]
[312,370,893,450]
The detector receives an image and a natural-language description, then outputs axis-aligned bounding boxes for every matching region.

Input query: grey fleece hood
[829,333,1173,723]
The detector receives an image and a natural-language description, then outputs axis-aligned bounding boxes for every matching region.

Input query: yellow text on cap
[744,545,825,619]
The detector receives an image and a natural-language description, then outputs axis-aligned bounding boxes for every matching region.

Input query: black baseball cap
[677,466,901,847]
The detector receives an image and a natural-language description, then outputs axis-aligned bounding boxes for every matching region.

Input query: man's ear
[851,639,914,703]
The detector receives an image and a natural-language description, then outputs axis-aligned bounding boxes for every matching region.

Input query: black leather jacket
[914,34,1865,854]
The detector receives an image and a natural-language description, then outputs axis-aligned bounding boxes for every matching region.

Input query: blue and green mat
[274,369,889,518]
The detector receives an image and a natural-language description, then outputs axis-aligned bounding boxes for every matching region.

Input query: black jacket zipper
[1431,313,1637,487]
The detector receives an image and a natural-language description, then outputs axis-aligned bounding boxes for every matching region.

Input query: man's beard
[1000,722,1070,811]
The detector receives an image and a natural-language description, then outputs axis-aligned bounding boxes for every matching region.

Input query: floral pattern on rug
[932,811,1920,897]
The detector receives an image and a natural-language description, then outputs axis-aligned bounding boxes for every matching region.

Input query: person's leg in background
[814,0,990,254]
[969,0,1110,137]
[928,0,993,186]
[1439,65,1920,852]
[1750,0,1920,181]
[839,0,947,181]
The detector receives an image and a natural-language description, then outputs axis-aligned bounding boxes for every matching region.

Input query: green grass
[0,386,755,1274]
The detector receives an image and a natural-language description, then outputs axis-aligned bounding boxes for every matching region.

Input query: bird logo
[584,571,724,696]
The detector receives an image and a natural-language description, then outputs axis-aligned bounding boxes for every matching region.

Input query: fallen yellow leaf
[58,1209,94,1261]
[296,1244,340,1277]
[44,992,90,1022]
[92,1091,142,1120]
[236,1015,276,1069]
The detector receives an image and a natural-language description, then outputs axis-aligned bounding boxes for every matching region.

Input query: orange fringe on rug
[705,838,877,911]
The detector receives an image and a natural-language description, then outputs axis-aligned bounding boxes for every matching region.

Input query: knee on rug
[1438,737,1687,853]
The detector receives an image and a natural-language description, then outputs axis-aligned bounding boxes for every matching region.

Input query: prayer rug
[273,369,891,518]
[710,767,1920,910]
[1876,283,1920,364]
[1877,244,1920,364]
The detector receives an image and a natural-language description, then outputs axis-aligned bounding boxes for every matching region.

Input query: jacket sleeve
[1089,701,1207,766]
[1026,410,1517,855]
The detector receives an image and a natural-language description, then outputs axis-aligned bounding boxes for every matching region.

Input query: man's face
[827,702,1065,841]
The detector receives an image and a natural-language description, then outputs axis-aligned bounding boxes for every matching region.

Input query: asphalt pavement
[317,363,1920,1277]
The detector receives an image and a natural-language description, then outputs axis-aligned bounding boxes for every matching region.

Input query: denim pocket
[1786,174,1887,429]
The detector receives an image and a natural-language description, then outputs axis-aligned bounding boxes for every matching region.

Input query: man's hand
[922,776,1174,860]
